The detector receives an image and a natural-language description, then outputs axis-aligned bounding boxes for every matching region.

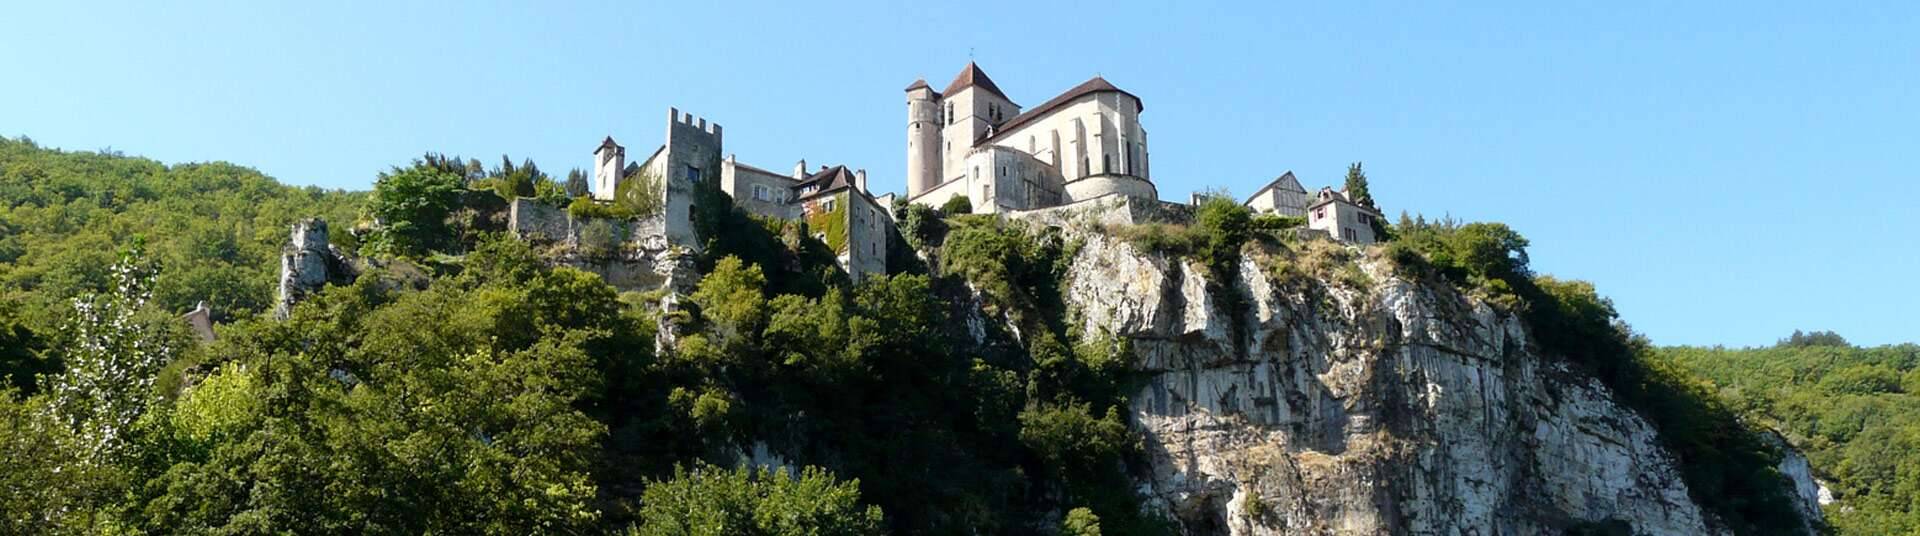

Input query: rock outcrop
[275,218,355,319]
[1044,229,1817,535]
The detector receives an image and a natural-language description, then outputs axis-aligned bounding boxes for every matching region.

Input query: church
[562,62,1383,287]
[903,62,1157,213]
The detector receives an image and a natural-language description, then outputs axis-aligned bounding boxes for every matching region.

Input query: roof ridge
[941,62,1012,102]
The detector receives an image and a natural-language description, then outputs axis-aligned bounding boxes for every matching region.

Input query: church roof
[595,136,624,155]
[941,62,1012,103]
[976,76,1142,146]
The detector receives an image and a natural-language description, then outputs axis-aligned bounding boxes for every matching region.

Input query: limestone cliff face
[1054,231,1786,535]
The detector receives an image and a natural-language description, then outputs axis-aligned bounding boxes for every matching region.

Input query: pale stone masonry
[590,108,894,283]
[904,62,1156,214]
[1305,187,1382,244]
[571,62,1386,288]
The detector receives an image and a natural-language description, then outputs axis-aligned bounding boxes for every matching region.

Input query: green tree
[565,167,591,197]
[0,303,54,395]
[1343,161,1376,211]
[364,164,464,256]
[634,463,885,536]
[46,243,182,461]
[1062,507,1104,536]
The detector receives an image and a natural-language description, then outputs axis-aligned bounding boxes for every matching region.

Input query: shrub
[569,196,628,219]
[578,219,624,260]
[1250,213,1305,233]
[1062,507,1103,536]
[940,195,973,215]
[616,167,665,218]
[634,463,885,536]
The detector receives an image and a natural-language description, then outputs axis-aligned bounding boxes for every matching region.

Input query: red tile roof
[976,76,1141,146]
[941,62,1012,103]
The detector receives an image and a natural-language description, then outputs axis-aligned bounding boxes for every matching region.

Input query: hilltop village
[552,62,1384,284]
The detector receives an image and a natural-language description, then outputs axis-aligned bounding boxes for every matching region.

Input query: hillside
[1660,336,1920,534]
[0,138,1836,535]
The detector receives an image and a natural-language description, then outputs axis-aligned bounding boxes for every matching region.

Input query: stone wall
[1003,193,1193,229]
[844,192,891,284]
[508,198,574,245]
[1062,174,1158,204]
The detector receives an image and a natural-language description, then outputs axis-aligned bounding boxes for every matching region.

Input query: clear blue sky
[4,1,1914,347]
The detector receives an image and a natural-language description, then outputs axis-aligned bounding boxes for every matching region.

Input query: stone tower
[937,62,1018,183]
[904,79,941,197]
[592,136,625,200]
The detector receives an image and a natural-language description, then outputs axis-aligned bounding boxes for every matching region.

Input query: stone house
[1243,171,1310,218]
[1307,187,1382,244]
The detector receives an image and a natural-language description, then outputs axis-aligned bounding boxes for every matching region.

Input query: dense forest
[1659,334,1920,534]
[0,135,1887,534]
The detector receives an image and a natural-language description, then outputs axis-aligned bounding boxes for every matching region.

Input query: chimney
[793,159,807,179]
[855,169,868,193]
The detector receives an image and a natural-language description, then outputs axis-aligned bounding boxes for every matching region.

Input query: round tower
[905,79,941,197]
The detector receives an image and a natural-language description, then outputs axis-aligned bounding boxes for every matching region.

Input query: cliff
[1036,227,1821,534]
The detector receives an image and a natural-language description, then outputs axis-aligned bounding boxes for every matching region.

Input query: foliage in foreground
[632,463,884,536]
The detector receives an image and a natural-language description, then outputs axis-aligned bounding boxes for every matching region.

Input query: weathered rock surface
[275,218,355,319]
[1051,230,1816,535]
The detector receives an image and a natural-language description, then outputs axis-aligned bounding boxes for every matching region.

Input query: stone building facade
[1243,171,1310,218]
[587,107,893,283]
[1306,187,1382,244]
[904,62,1157,214]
